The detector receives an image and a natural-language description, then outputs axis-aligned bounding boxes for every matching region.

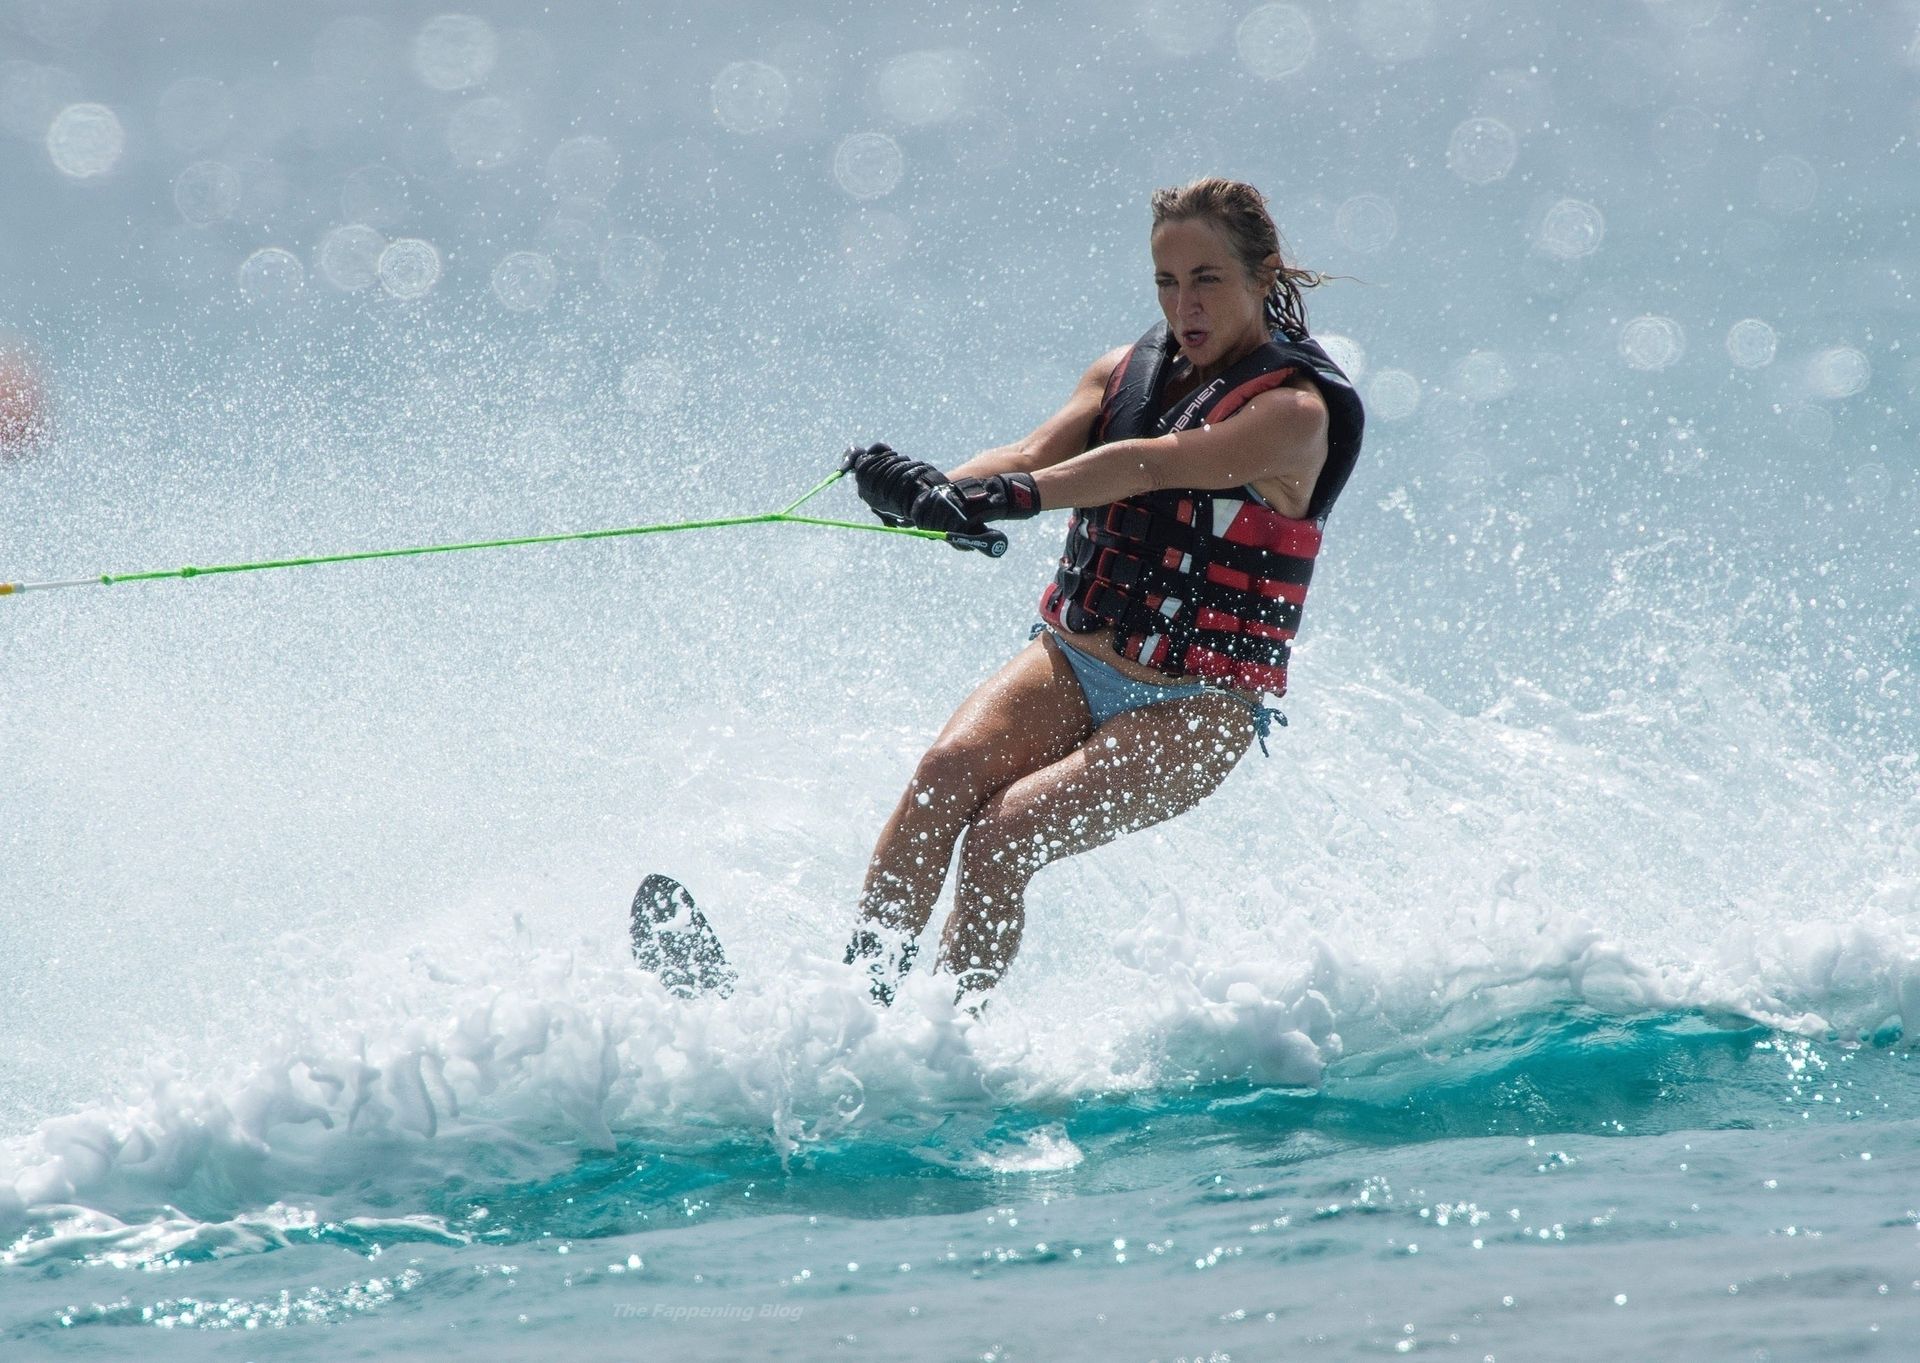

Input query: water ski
[629,873,737,998]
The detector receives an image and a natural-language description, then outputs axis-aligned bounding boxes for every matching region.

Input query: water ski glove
[950,473,1042,522]
[910,472,1041,533]
[843,442,948,526]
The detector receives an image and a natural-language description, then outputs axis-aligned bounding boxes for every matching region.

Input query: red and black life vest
[1038,321,1365,696]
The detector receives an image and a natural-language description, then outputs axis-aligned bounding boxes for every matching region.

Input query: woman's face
[1151,217,1272,370]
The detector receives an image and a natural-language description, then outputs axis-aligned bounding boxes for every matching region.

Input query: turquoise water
[6,1006,1919,1359]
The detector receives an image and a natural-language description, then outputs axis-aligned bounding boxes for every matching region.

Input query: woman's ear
[1262,252,1282,289]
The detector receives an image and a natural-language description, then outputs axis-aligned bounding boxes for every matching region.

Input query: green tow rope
[0,468,1008,599]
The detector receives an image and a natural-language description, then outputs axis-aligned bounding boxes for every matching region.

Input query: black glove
[843,442,948,525]
[910,473,1041,532]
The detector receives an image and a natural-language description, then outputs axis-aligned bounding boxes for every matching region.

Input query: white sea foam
[5,658,1912,1236]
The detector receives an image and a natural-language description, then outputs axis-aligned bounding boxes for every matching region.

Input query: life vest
[1038,320,1365,696]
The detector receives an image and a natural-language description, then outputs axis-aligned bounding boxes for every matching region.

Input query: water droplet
[1807,346,1869,400]
[874,50,973,125]
[412,14,498,92]
[1453,350,1515,401]
[1367,369,1421,420]
[493,250,555,312]
[1536,198,1605,259]
[1334,194,1397,253]
[547,135,618,200]
[1756,154,1817,215]
[833,132,904,200]
[1236,4,1315,80]
[238,246,305,304]
[156,76,233,154]
[1618,315,1685,371]
[1724,318,1776,369]
[600,234,664,296]
[172,161,241,226]
[711,60,790,135]
[1351,0,1436,64]
[1445,117,1517,185]
[45,102,123,178]
[317,224,386,291]
[447,95,524,169]
[378,238,442,300]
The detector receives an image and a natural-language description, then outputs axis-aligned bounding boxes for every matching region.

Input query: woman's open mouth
[1182,329,1209,349]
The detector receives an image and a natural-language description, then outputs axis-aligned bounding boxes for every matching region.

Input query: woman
[838,176,1367,1007]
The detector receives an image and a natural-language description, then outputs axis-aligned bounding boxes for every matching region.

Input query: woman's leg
[848,633,1093,992]
[937,692,1256,992]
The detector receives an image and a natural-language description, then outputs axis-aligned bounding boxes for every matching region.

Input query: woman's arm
[944,346,1131,480]
[1029,381,1329,517]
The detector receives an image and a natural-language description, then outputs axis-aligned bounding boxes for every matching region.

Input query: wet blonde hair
[1149,177,1327,342]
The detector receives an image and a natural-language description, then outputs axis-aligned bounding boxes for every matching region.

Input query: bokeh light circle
[833,132,904,200]
[600,234,665,296]
[1618,315,1686,371]
[378,238,442,300]
[1367,369,1422,420]
[46,101,123,178]
[1236,4,1315,80]
[493,250,556,312]
[173,161,242,226]
[1807,346,1869,400]
[1724,318,1776,369]
[1453,349,1516,401]
[1445,117,1517,185]
[412,14,498,93]
[1536,198,1605,259]
[317,224,386,291]
[711,60,790,135]
[237,246,305,303]
[1317,334,1367,383]
[447,95,524,169]
[1334,194,1398,253]
[1351,0,1436,64]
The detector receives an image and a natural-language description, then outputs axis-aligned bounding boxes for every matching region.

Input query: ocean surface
[3,1,1917,1358]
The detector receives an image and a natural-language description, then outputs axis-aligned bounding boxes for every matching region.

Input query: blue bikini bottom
[1029,620,1285,756]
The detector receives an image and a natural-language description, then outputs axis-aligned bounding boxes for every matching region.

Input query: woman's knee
[909,740,1005,821]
